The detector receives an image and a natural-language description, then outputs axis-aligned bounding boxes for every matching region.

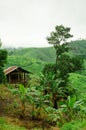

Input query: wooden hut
[4,66,30,85]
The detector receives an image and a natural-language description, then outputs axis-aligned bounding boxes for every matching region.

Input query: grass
[0,117,56,130]
[0,117,26,130]
[61,120,86,130]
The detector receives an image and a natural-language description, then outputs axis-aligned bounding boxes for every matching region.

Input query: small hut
[4,66,30,85]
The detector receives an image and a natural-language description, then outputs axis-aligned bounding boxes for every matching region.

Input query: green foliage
[68,73,86,103]
[11,84,49,119]
[42,53,83,109]
[55,54,84,89]
[0,66,6,83]
[0,50,7,67]
[62,96,84,120]
[40,72,66,109]
[44,95,85,126]
[47,25,73,45]
[43,63,56,75]
[11,84,33,118]
[0,41,7,83]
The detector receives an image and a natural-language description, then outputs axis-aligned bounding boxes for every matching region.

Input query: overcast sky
[0,0,86,48]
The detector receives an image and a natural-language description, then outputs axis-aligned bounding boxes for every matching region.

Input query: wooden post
[18,71,20,82]
[24,72,25,82]
[8,73,11,83]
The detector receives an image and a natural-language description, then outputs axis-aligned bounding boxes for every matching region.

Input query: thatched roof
[4,66,30,75]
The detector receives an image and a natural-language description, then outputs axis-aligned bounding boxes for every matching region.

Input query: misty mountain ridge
[5,39,86,74]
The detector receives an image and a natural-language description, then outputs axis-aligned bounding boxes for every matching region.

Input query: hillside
[5,47,56,75]
[7,47,56,62]
[69,39,86,57]
[5,39,86,75]
[2,39,86,130]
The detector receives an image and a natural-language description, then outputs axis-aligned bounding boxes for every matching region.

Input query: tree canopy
[47,25,73,64]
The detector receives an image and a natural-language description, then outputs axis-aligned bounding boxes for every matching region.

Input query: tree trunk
[52,93,58,109]
[53,99,58,109]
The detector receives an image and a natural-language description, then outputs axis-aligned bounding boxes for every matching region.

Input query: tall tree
[43,25,83,109]
[47,25,73,64]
